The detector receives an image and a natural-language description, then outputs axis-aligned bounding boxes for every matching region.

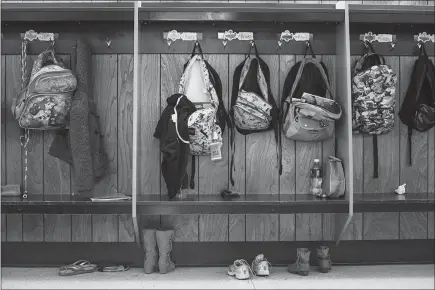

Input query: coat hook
[105,37,112,48]
[250,40,254,47]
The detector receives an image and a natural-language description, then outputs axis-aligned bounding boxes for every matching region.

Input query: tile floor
[1,264,434,289]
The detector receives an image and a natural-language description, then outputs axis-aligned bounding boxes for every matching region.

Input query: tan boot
[288,248,310,276]
[142,229,158,274]
[317,246,332,273]
[156,230,176,274]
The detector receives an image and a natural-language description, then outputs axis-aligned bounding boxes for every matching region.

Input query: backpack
[12,46,77,130]
[398,44,435,165]
[178,42,231,188]
[281,44,342,142]
[352,42,397,178]
[230,42,281,185]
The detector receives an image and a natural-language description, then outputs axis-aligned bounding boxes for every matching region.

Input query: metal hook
[250,40,255,47]
[105,37,112,48]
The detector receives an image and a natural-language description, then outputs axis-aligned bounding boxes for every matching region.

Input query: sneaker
[252,254,271,276]
[227,259,253,280]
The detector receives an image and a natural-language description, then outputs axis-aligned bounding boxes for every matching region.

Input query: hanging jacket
[48,39,108,196]
[154,94,197,199]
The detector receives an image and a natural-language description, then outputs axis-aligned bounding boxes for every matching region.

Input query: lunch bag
[12,46,77,130]
[281,50,342,142]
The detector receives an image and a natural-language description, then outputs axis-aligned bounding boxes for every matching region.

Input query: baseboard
[1,240,434,267]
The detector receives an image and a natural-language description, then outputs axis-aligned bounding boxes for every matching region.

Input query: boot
[156,229,176,274]
[142,229,158,274]
[288,248,310,276]
[317,246,332,273]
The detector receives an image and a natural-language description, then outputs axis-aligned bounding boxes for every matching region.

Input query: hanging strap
[408,127,413,166]
[373,135,379,178]
[303,41,316,59]
[191,41,204,58]
[190,155,196,189]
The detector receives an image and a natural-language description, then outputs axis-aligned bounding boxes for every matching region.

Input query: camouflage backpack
[352,43,397,178]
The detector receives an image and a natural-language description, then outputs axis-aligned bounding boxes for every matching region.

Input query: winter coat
[154,94,196,199]
[48,40,108,196]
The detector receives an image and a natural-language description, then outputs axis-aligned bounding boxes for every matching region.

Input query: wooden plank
[400,212,428,239]
[22,214,43,242]
[228,54,246,242]
[117,54,133,196]
[321,55,339,241]
[139,54,160,196]
[92,54,118,242]
[399,56,429,240]
[198,54,229,242]
[1,55,5,186]
[139,54,161,230]
[92,214,119,242]
[5,55,22,242]
[428,212,434,239]
[43,55,71,242]
[1,214,6,242]
[118,214,135,242]
[294,55,322,241]
[160,54,198,242]
[364,212,399,240]
[279,54,296,242]
[6,214,22,242]
[399,0,428,5]
[428,57,435,195]
[71,214,92,242]
[362,0,400,4]
[44,215,71,242]
[245,54,279,242]
[323,213,363,241]
[363,56,400,241]
[117,54,133,242]
[352,56,364,196]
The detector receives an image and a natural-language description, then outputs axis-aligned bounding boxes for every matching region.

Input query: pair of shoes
[228,254,271,280]
[288,246,332,276]
[142,229,176,274]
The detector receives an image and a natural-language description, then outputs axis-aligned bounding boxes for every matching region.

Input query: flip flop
[97,265,130,272]
[58,260,97,276]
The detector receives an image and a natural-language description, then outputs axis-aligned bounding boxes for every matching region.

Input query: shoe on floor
[228,259,253,280]
[288,248,310,276]
[317,246,332,273]
[252,254,271,276]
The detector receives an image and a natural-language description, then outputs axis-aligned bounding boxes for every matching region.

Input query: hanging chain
[20,39,29,199]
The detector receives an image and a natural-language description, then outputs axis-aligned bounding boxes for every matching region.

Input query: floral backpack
[352,42,397,178]
[179,42,231,188]
[12,39,77,130]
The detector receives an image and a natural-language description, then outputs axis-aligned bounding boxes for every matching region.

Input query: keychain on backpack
[210,130,222,161]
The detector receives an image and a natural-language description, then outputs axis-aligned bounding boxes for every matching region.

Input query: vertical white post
[335,0,354,245]
[132,0,140,246]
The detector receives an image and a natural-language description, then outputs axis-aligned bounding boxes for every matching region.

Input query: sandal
[97,265,130,272]
[58,260,97,276]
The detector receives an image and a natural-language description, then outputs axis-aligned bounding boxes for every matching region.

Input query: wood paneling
[279,55,296,242]
[245,54,279,242]
[1,214,6,242]
[5,55,23,242]
[364,212,399,240]
[71,215,92,242]
[1,55,5,187]
[198,54,229,242]
[228,55,246,242]
[91,55,119,241]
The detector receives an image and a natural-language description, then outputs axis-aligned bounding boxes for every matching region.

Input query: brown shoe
[142,229,158,274]
[288,248,310,276]
[156,229,176,274]
[317,246,332,273]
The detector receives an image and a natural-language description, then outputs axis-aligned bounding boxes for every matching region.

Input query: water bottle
[310,159,324,197]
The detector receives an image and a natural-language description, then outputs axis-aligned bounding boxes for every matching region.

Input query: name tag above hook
[414,32,435,44]
[359,32,396,43]
[278,31,313,47]
[21,30,59,42]
[163,30,203,46]
[218,30,253,47]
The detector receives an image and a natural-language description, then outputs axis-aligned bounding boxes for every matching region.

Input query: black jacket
[154,94,196,199]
